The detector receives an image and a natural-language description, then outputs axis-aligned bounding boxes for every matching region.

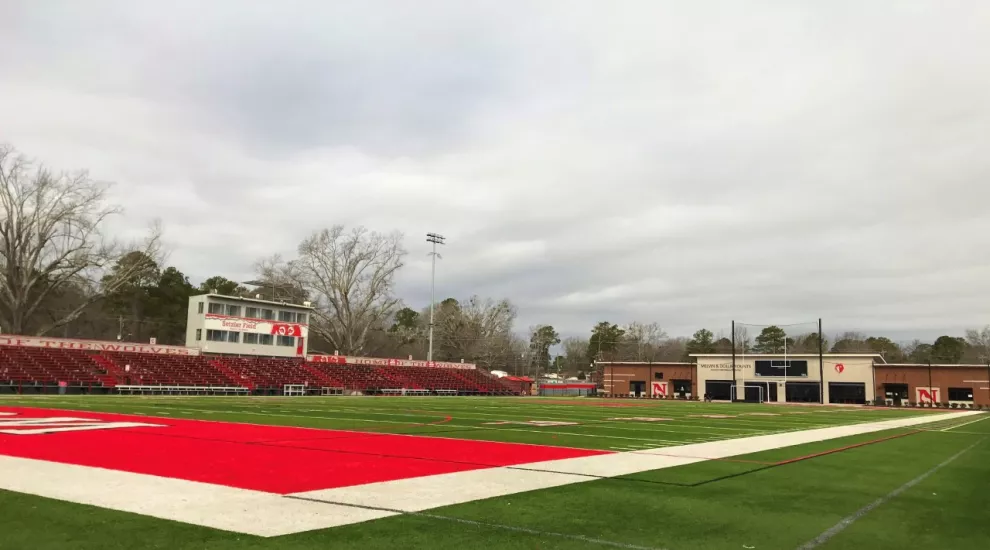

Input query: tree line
[2,145,987,378]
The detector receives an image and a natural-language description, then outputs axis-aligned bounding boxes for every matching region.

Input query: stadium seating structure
[0,344,518,395]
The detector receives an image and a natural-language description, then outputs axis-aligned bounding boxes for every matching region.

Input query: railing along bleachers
[215,356,340,391]
[307,362,396,393]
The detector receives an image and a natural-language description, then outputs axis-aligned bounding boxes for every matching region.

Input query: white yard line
[795,439,982,549]
[940,414,988,432]
[0,455,397,537]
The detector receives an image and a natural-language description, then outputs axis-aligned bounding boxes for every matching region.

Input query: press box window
[260,309,275,320]
[195,329,202,341]
[259,334,274,345]
[277,335,295,347]
[278,310,295,322]
[226,331,240,343]
[197,302,204,314]
[245,307,259,319]
[225,305,241,317]
[208,303,224,315]
[243,333,260,345]
[206,329,225,342]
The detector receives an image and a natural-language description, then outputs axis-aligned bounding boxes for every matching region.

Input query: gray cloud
[1,0,989,343]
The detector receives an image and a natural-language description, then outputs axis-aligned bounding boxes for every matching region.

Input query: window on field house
[225,304,241,317]
[206,329,226,342]
[259,334,274,345]
[277,335,295,347]
[948,387,974,401]
[226,331,240,343]
[245,307,259,319]
[195,329,202,341]
[243,333,259,344]
[208,303,224,315]
[197,302,204,314]
[278,310,295,322]
[260,309,275,320]
[296,313,307,324]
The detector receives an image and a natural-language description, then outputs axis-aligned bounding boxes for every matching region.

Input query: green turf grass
[0,395,942,451]
[0,420,986,549]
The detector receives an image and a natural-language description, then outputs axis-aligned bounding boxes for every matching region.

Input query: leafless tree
[292,225,405,355]
[251,254,308,303]
[619,321,667,361]
[965,326,990,362]
[461,296,516,365]
[561,337,590,375]
[0,145,162,336]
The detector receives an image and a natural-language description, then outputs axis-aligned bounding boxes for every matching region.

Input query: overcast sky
[1,0,988,342]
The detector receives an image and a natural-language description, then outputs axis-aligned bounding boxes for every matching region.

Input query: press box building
[185,294,314,358]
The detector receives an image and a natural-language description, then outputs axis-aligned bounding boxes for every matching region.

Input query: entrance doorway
[743,381,777,403]
[828,382,866,404]
[705,380,732,401]
[883,383,909,405]
[785,382,821,403]
[671,379,692,399]
[630,381,645,397]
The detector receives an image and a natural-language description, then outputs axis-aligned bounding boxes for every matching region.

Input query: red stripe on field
[771,429,920,466]
[0,407,608,494]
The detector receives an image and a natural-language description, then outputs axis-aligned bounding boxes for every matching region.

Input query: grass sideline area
[0,395,948,450]
[0,396,987,549]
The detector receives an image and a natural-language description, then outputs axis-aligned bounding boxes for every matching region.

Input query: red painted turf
[0,407,609,494]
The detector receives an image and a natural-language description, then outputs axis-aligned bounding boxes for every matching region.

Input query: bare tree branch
[291,225,406,355]
[0,144,163,335]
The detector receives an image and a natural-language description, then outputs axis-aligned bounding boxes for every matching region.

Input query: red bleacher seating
[0,345,104,387]
[0,342,520,396]
[102,352,237,387]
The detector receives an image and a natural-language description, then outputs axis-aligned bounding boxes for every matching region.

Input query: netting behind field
[732,320,823,359]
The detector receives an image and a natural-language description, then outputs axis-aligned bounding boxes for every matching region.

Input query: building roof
[689,353,882,358]
[194,293,315,310]
[595,361,695,365]
[878,363,990,368]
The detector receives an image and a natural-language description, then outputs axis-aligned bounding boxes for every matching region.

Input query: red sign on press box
[270,324,302,337]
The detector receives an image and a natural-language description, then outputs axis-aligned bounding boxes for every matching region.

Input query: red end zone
[0,407,608,494]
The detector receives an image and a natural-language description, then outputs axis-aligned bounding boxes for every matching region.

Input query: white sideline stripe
[292,412,979,511]
[0,455,396,537]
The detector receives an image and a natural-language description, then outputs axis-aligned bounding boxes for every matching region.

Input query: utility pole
[426,233,445,363]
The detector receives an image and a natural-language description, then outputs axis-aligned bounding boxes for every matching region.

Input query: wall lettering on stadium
[0,335,197,356]
[204,314,306,338]
[308,354,476,370]
[699,363,737,371]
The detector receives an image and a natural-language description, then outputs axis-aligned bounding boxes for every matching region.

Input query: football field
[1,395,988,550]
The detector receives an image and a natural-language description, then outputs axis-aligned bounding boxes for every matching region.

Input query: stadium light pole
[426,233,445,364]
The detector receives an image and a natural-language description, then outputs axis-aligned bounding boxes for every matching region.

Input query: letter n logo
[916,388,939,404]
